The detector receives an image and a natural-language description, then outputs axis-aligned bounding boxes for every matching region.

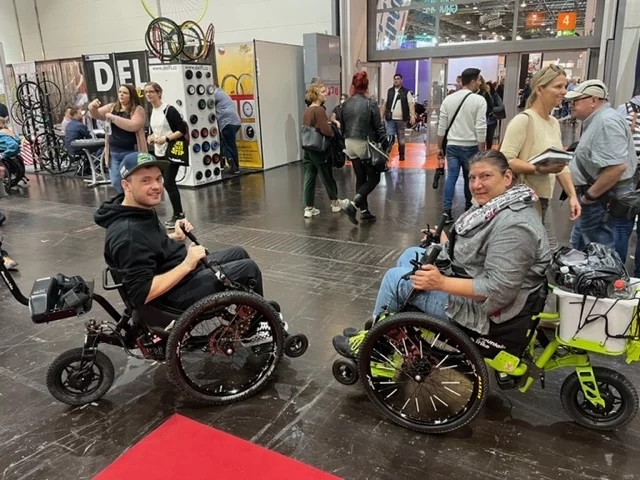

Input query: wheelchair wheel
[46,348,115,406]
[284,334,308,358]
[560,367,639,431]
[333,358,359,385]
[358,313,489,434]
[166,290,284,405]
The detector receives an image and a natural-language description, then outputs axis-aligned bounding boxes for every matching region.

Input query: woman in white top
[500,65,581,251]
[144,82,188,228]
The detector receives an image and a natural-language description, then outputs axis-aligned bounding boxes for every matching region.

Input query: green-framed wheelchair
[332,221,640,435]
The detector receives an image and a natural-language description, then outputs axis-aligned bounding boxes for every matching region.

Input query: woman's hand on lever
[410,264,444,291]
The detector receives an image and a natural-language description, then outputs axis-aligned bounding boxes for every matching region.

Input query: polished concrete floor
[1,160,639,480]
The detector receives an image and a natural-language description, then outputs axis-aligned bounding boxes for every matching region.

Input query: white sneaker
[242,321,273,347]
[304,207,320,218]
[332,199,349,213]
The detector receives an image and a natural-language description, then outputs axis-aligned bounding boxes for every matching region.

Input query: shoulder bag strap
[444,92,472,139]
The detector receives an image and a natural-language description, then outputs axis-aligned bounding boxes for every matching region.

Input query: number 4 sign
[557,11,577,31]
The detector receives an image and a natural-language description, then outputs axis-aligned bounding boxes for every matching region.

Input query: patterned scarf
[454,183,538,236]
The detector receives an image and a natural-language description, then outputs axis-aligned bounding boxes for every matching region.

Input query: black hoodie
[94,195,188,307]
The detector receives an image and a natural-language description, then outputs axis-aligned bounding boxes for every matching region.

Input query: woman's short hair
[469,149,511,175]
[526,64,566,109]
[305,83,324,104]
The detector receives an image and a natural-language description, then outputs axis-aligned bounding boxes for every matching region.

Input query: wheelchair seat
[103,266,184,335]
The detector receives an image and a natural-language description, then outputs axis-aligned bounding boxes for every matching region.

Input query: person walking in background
[477,76,495,148]
[565,79,637,256]
[88,84,146,193]
[436,67,487,222]
[301,83,346,218]
[382,74,415,161]
[339,71,389,225]
[487,81,504,148]
[144,82,189,228]
[214,84,242,175]
[500,65,580,252]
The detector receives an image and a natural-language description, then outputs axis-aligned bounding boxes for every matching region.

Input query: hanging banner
[215,42,263,169]
[83,51,149,106]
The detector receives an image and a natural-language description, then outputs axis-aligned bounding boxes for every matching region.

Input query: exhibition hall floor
[0,163,639,480]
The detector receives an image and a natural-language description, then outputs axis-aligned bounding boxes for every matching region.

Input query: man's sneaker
[332,199,349,213]
[304,207,320,218]
[332,335,357,359]
[3,256,18,270]
[164,213,185,228]
[341,201,359,225]
[242,321,273,347]
[360,210,376,221]
[443,209,454,224]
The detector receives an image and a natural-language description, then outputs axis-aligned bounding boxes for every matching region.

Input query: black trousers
[162,160,184,216]
[161,246,263,311]
[221,125,240,172]
[486,122,498,149]
[351,158,381,211]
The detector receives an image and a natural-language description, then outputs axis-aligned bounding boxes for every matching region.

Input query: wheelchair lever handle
[433,214,448,243]
[401,245,442,281]
[179,223,210,256]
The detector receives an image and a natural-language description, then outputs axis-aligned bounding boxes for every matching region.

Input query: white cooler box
[554,281,640,354]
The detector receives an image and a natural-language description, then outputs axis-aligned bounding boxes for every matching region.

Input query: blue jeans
[443,145,477,211]
[570,185,634,259]
[385,120,407,158]
[108,146,134,193]
[373,246,448,320]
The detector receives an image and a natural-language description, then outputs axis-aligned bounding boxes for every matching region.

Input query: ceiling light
[473,6,478,9]
[466,21,471,24]
[521,2,526,6]
[541,23,546,26]
[445,12,451,15]
[482,27,486,30]
[516,35,522,40]
[491,32,496,35]
[461,34,466,38]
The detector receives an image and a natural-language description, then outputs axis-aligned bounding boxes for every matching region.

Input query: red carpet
[94,414,341,480]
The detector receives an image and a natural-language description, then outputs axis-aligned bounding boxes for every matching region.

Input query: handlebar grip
[179,223,199,245]
[420,244,442,266]
[433,214,448,243]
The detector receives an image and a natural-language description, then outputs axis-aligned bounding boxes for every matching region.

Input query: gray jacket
[440,202,550,334]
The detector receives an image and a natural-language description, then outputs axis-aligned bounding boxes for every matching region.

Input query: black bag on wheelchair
[551,244,630,298]
[29,273,94,324]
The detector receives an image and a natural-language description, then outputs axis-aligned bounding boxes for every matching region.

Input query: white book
[528,147,573,166]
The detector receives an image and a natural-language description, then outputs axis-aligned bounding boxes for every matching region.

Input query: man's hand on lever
[171,219,193,241]
[183,243,207,270]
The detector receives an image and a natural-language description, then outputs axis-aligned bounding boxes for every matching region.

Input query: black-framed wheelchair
[332,216,640,434]
[0,231,309,407]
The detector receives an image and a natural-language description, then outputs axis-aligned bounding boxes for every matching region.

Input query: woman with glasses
[500,65,581,252]
[144,82,188,228]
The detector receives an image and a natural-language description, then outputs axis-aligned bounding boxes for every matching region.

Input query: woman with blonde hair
[500,65,581,251]
[301,82,345,218]
[88,84,146,193]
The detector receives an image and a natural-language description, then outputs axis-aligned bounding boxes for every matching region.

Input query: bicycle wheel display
[203,23,215,59]
[38,80,62,109]
[35,133,73,174]
[145,17,184,62]
[16,81,43,110]
[358,313,489,434]
[141,0,209,23]
[10,102,24,126]
[180,21,207,60]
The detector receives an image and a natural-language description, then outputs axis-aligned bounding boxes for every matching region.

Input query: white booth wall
[0,0,333,64]
[255,41,305,170]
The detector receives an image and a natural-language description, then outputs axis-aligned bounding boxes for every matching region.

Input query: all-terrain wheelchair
[0,230,308,406]
[332,217,640,434]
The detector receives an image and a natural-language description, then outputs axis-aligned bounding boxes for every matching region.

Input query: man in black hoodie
[94,151,264,312]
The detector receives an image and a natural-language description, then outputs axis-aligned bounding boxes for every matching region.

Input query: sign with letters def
[82,51,150,106]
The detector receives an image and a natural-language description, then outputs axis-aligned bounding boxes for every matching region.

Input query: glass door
[426,58,447,156]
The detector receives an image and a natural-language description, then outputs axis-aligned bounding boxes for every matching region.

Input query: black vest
[385,87,410,122]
